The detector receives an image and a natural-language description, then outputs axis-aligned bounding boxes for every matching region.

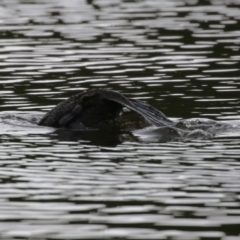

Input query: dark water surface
[1,0,240,239]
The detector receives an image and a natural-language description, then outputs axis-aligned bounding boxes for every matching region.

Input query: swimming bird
[38,89,173,129]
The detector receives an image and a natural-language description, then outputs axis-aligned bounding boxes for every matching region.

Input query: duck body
[38,89,173,129]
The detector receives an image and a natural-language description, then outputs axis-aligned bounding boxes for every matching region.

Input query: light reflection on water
[0,0,240,239]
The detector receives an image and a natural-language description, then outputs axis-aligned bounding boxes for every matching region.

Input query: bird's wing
[98,90,173,127]
[39,89,173,128]
[38,91,86,127]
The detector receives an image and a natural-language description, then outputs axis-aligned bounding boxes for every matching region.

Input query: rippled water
[1,0,240,239]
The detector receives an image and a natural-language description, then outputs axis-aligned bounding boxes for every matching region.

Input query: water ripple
[1,0,240,239]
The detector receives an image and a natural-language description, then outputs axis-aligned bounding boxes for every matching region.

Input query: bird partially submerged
[38,89,173,129]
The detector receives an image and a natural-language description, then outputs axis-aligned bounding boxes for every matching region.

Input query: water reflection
[53,128,136,146]
[0,0,240,239]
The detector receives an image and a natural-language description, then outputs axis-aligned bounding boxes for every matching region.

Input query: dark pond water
[1,0,240,239]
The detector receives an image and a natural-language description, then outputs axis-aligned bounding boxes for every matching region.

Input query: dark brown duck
[38,89,173,129]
